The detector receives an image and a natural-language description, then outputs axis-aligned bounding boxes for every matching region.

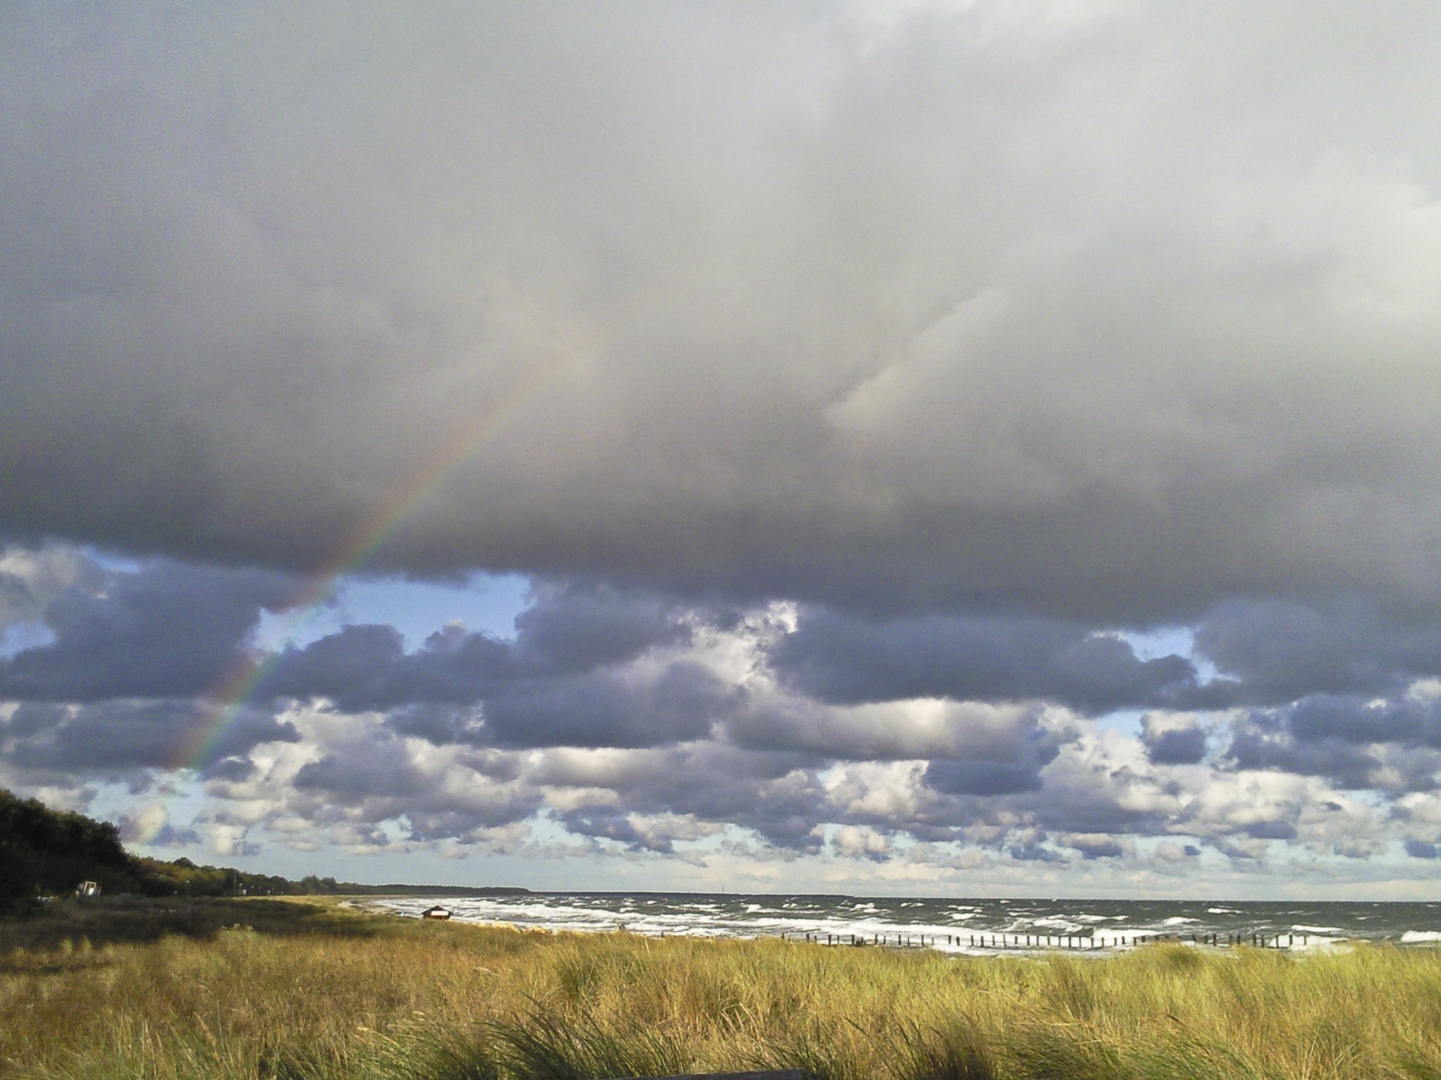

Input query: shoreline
[5,895,1441,1079]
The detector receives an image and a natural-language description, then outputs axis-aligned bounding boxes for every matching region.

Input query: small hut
[421,905,452,920]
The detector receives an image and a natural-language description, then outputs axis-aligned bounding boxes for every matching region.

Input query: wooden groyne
[776,931,1312,950]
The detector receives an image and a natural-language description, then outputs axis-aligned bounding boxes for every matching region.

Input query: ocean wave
[362,893,1441,950]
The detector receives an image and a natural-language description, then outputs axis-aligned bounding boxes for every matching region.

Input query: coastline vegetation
[3,896,1441,1080]
[0,788,528,910]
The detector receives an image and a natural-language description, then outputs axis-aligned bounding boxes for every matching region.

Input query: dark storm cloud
[1006,842,1067,864]
[2,5,1441,631]
[1287,694,1441,747]
[922,717,1061,797]
[0,573,31,624]
[1226,729,1384,790]
[1141,716,1209,765]
[480,662,735,749]
[1070,836,1125,859]
[769,608,1198,714]
[0,698,297,775]
[294,747,432,801]
[259,580,714,748]
[1242,821,1297,841]
[512,582,691,673]
[1194,600,1441,705]
[1224,693,1441,790]
[926,759,1050,797]
[263,581,688,709]
[0,560,296,700]
[381,703,488,747]
[535,744,831,850]
[266,624,411,706]
[769,599,1441,722]
[0,557,300,783]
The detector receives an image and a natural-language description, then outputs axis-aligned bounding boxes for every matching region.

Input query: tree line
[2,788,400,910]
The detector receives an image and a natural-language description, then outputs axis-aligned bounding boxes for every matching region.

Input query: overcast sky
[5,1,1441,897]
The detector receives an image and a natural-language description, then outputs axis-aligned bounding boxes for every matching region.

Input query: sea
[362,893,1441,953]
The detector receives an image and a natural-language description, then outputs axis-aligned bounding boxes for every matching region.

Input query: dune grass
[2,898,1440,1080]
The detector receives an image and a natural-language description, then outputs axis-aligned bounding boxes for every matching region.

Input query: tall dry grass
[3,898,1440,1080]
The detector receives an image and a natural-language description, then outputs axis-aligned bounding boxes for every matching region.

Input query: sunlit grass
[2,897,1439,1079]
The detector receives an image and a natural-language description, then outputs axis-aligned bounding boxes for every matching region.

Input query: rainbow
[170,354,579,773]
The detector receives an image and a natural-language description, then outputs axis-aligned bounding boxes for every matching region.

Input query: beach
[3,894,1440,1079]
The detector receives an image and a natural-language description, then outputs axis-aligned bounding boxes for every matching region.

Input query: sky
[4,2,1441,899]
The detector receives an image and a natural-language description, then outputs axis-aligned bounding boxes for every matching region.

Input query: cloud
[3,5,1441,629]
[832,825,891,861]
[1224,693,1441,791]
[3,546,1441,890]
[724,696,1041,761]
[1066,834,1126,859]
[1,698,297,777]
[263,581,692,709]
[1194,600,1441,705]
[533,743,833,851]
[288,728,544,840]
[925,757,1051,797]
[5,549,1441,878]
[0,544,103,633]
[1141,714,1209,765]
[6,5,1441,889]
[117,803,200,848]
[0,560,296,701]
[770,608,1199,714]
